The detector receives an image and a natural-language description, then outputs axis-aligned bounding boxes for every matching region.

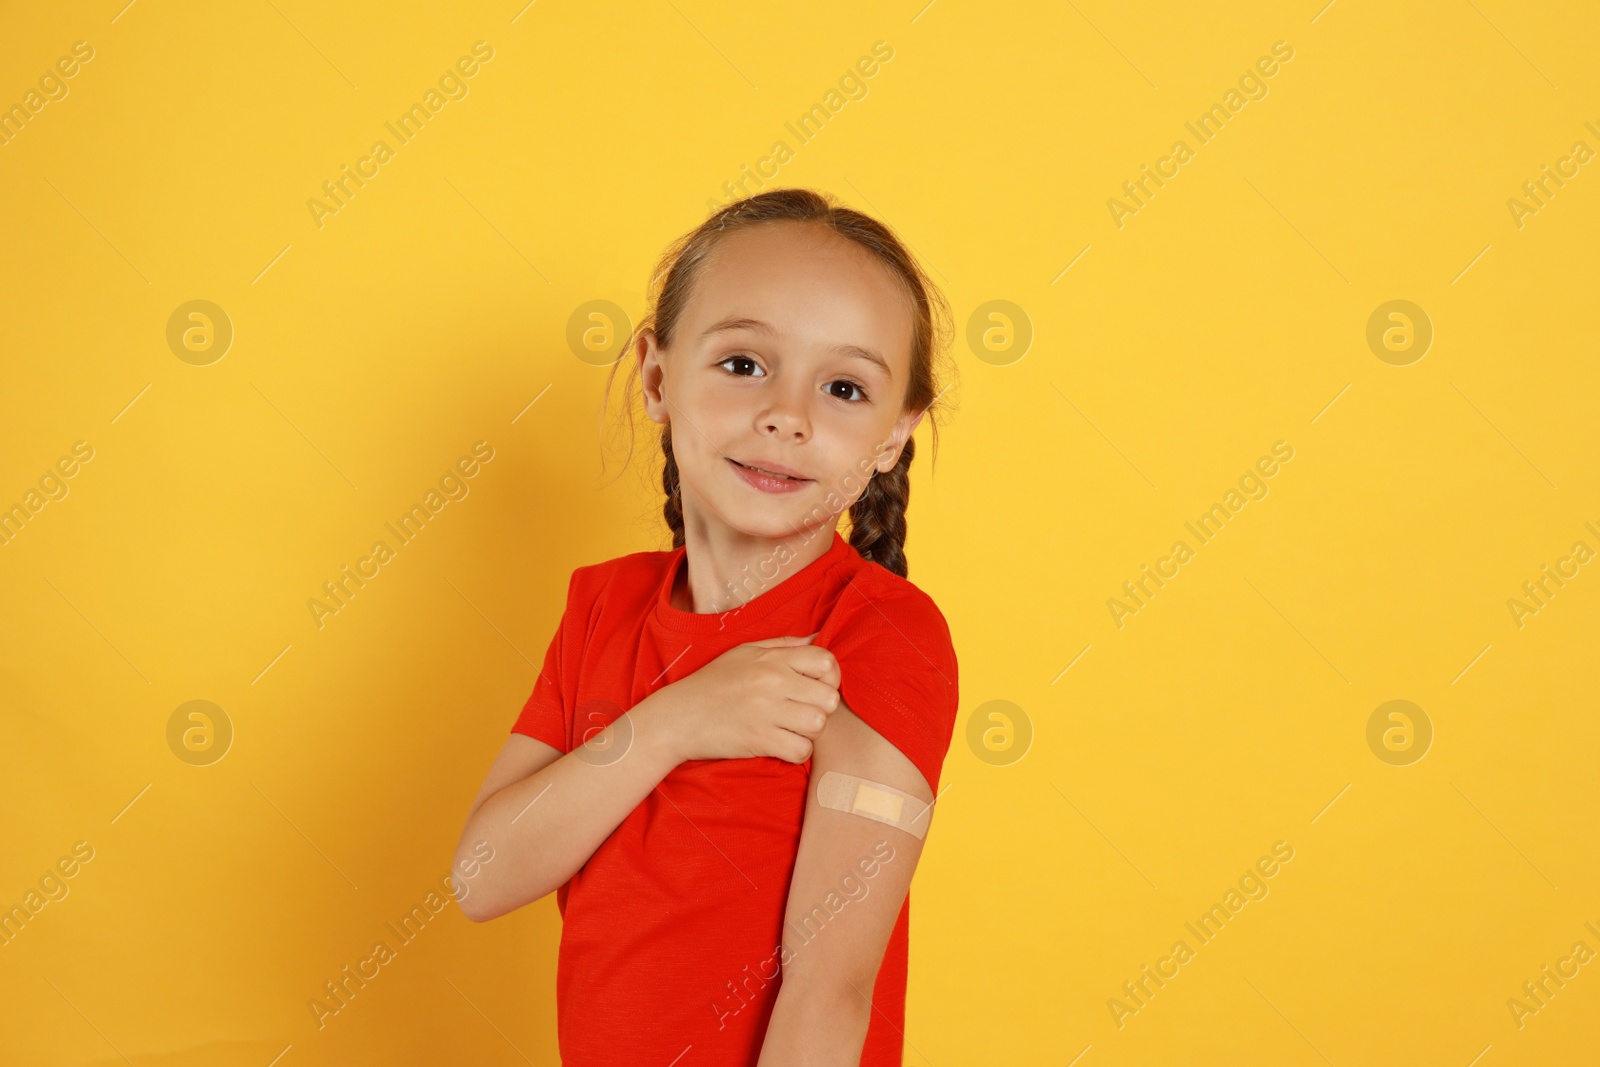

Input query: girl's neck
[671,517,839,614]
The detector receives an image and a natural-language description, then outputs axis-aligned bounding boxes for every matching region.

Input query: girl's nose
[759,389,810,440]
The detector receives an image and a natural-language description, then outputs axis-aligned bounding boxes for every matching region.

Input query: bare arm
[453,633,839,922]
[757,699,937,1066]
[451,692,684,921]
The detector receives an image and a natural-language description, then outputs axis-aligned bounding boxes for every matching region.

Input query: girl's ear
[874,406,926,473]
[639,330,669,425]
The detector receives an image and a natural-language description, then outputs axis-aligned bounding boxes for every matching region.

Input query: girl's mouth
[728,458,813,494]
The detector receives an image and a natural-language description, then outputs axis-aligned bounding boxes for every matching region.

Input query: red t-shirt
[511,528,959,1065]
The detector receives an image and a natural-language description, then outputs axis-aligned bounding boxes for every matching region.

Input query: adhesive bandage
[816,771,934,840]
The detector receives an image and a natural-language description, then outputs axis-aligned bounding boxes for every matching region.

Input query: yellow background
[2,0,1597,1063]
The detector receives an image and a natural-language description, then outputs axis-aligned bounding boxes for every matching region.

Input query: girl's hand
[654,633,841,765]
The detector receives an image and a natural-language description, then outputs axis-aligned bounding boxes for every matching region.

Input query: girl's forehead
[707,218,867,273]
[688,226,912,352]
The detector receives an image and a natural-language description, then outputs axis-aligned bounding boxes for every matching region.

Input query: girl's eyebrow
[699,315,893,380]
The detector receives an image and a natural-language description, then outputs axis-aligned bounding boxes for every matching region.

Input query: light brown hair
[603,187,954,578]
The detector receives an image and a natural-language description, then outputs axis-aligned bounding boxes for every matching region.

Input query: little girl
[453,188,960,1066]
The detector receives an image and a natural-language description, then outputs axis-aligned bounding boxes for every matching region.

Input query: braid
[848,436,914,578]
[661,425,685,549]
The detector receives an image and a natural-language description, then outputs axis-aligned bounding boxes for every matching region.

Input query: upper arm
[776,697,937,996]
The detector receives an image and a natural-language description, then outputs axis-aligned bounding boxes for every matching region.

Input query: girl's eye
[827,379,869,403]
[718,355,764,378]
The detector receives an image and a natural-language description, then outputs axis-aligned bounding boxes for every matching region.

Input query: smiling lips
[728,457,813,493]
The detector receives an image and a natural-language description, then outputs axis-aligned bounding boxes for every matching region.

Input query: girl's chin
[705,501,837,541]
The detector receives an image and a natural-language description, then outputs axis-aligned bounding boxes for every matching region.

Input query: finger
[783,676,841,715]
[779,701,829,739]
[780,646,840,686]
[767,728,814,764]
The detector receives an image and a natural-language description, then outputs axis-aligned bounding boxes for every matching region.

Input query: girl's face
[639,220,924,543]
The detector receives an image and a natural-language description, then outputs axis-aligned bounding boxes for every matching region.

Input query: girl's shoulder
[837,551,953,629]
[559,545,675,617]
[571,545,671,587]
[828,553,956,660]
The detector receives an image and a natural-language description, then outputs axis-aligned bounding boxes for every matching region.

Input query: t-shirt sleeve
[819,583,960,795]
[510,568,583,753]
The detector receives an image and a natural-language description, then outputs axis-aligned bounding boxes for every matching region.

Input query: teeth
[742,462,793,479]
